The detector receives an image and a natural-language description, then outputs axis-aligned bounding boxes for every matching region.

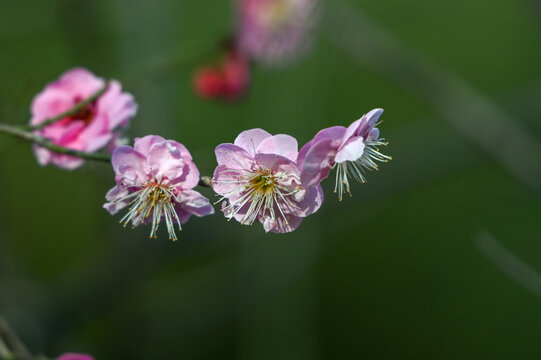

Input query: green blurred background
[1,0,541,359]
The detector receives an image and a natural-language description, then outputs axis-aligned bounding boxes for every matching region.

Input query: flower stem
[0,122,213,186]
[23,83,109,131]
[0,123,111,163]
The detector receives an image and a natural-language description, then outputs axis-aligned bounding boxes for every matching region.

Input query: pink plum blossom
[30,67,137,170]
[57,354,94,360]
[212,129,323,233]
[103,135,214,240]
[298,108,391,200]
[236,0,320,65]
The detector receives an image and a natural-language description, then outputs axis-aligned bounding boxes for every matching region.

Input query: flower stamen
[214,166,298,226]
[117,182,181,241]
[334,140,391,201]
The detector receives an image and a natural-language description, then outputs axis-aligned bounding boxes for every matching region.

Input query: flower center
[258,0,294,29]
[118,182,182,240]
[249,169,277,193]
[70,104,95,125]
[215,166,300,226]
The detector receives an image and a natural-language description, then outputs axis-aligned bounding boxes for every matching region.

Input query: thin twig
[0,123,111,162]
[23,83,109,131]
[0,122,216,189]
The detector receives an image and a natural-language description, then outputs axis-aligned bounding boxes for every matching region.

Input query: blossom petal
[298,126,344,172]
[57,67,104,98]
[175,190,215,223]
[133,135,166,157]
[312,126,347,144]
[78,118,109,150]
[30,88,74,125]
[357,108,383,138]
[297,139,313,170]
[166,140,200,189]
[212,165,247,195]
[233,128,272,156]
[300,138,336,187]
[111,145,147,183]
[295,184,324,217]
[50,154,84,170]
[147,142,185,184]
[341,118,363,148]
[97,80,138,129]
[215,143,252,169]
[369,127,380,141]
[103,185,129,215]
[56,353,95,360]
[335,136,365,163]
[85,133,113,152]
[256,134,298,161]
[33,145,51,166]
[40,121,81,145]
[262,214,303,234]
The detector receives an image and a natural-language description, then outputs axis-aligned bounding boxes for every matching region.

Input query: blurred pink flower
[30,67,137,170]
[212,129,323,233]
[103,135,214,240]
[57,354,94,360]
[193,50,250,100]
[298,108,391,200]
[236,0,319,65]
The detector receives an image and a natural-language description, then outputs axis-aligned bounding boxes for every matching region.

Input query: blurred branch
[325,1,541,191]
[475,231,541,298]
[523,0,541,30]
[0,318,32,360]
[0,337,13,360]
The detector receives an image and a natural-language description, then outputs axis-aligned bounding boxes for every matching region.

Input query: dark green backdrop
[1,0,541,359]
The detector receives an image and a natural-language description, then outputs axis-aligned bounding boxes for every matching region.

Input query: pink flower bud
[193,51,250,100]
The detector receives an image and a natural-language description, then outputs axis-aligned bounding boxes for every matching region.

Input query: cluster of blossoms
[27,67,390,240]
[102,112,388,238]
[193,0,319,100]
[1,2,388,358]
[211,109,389,232]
